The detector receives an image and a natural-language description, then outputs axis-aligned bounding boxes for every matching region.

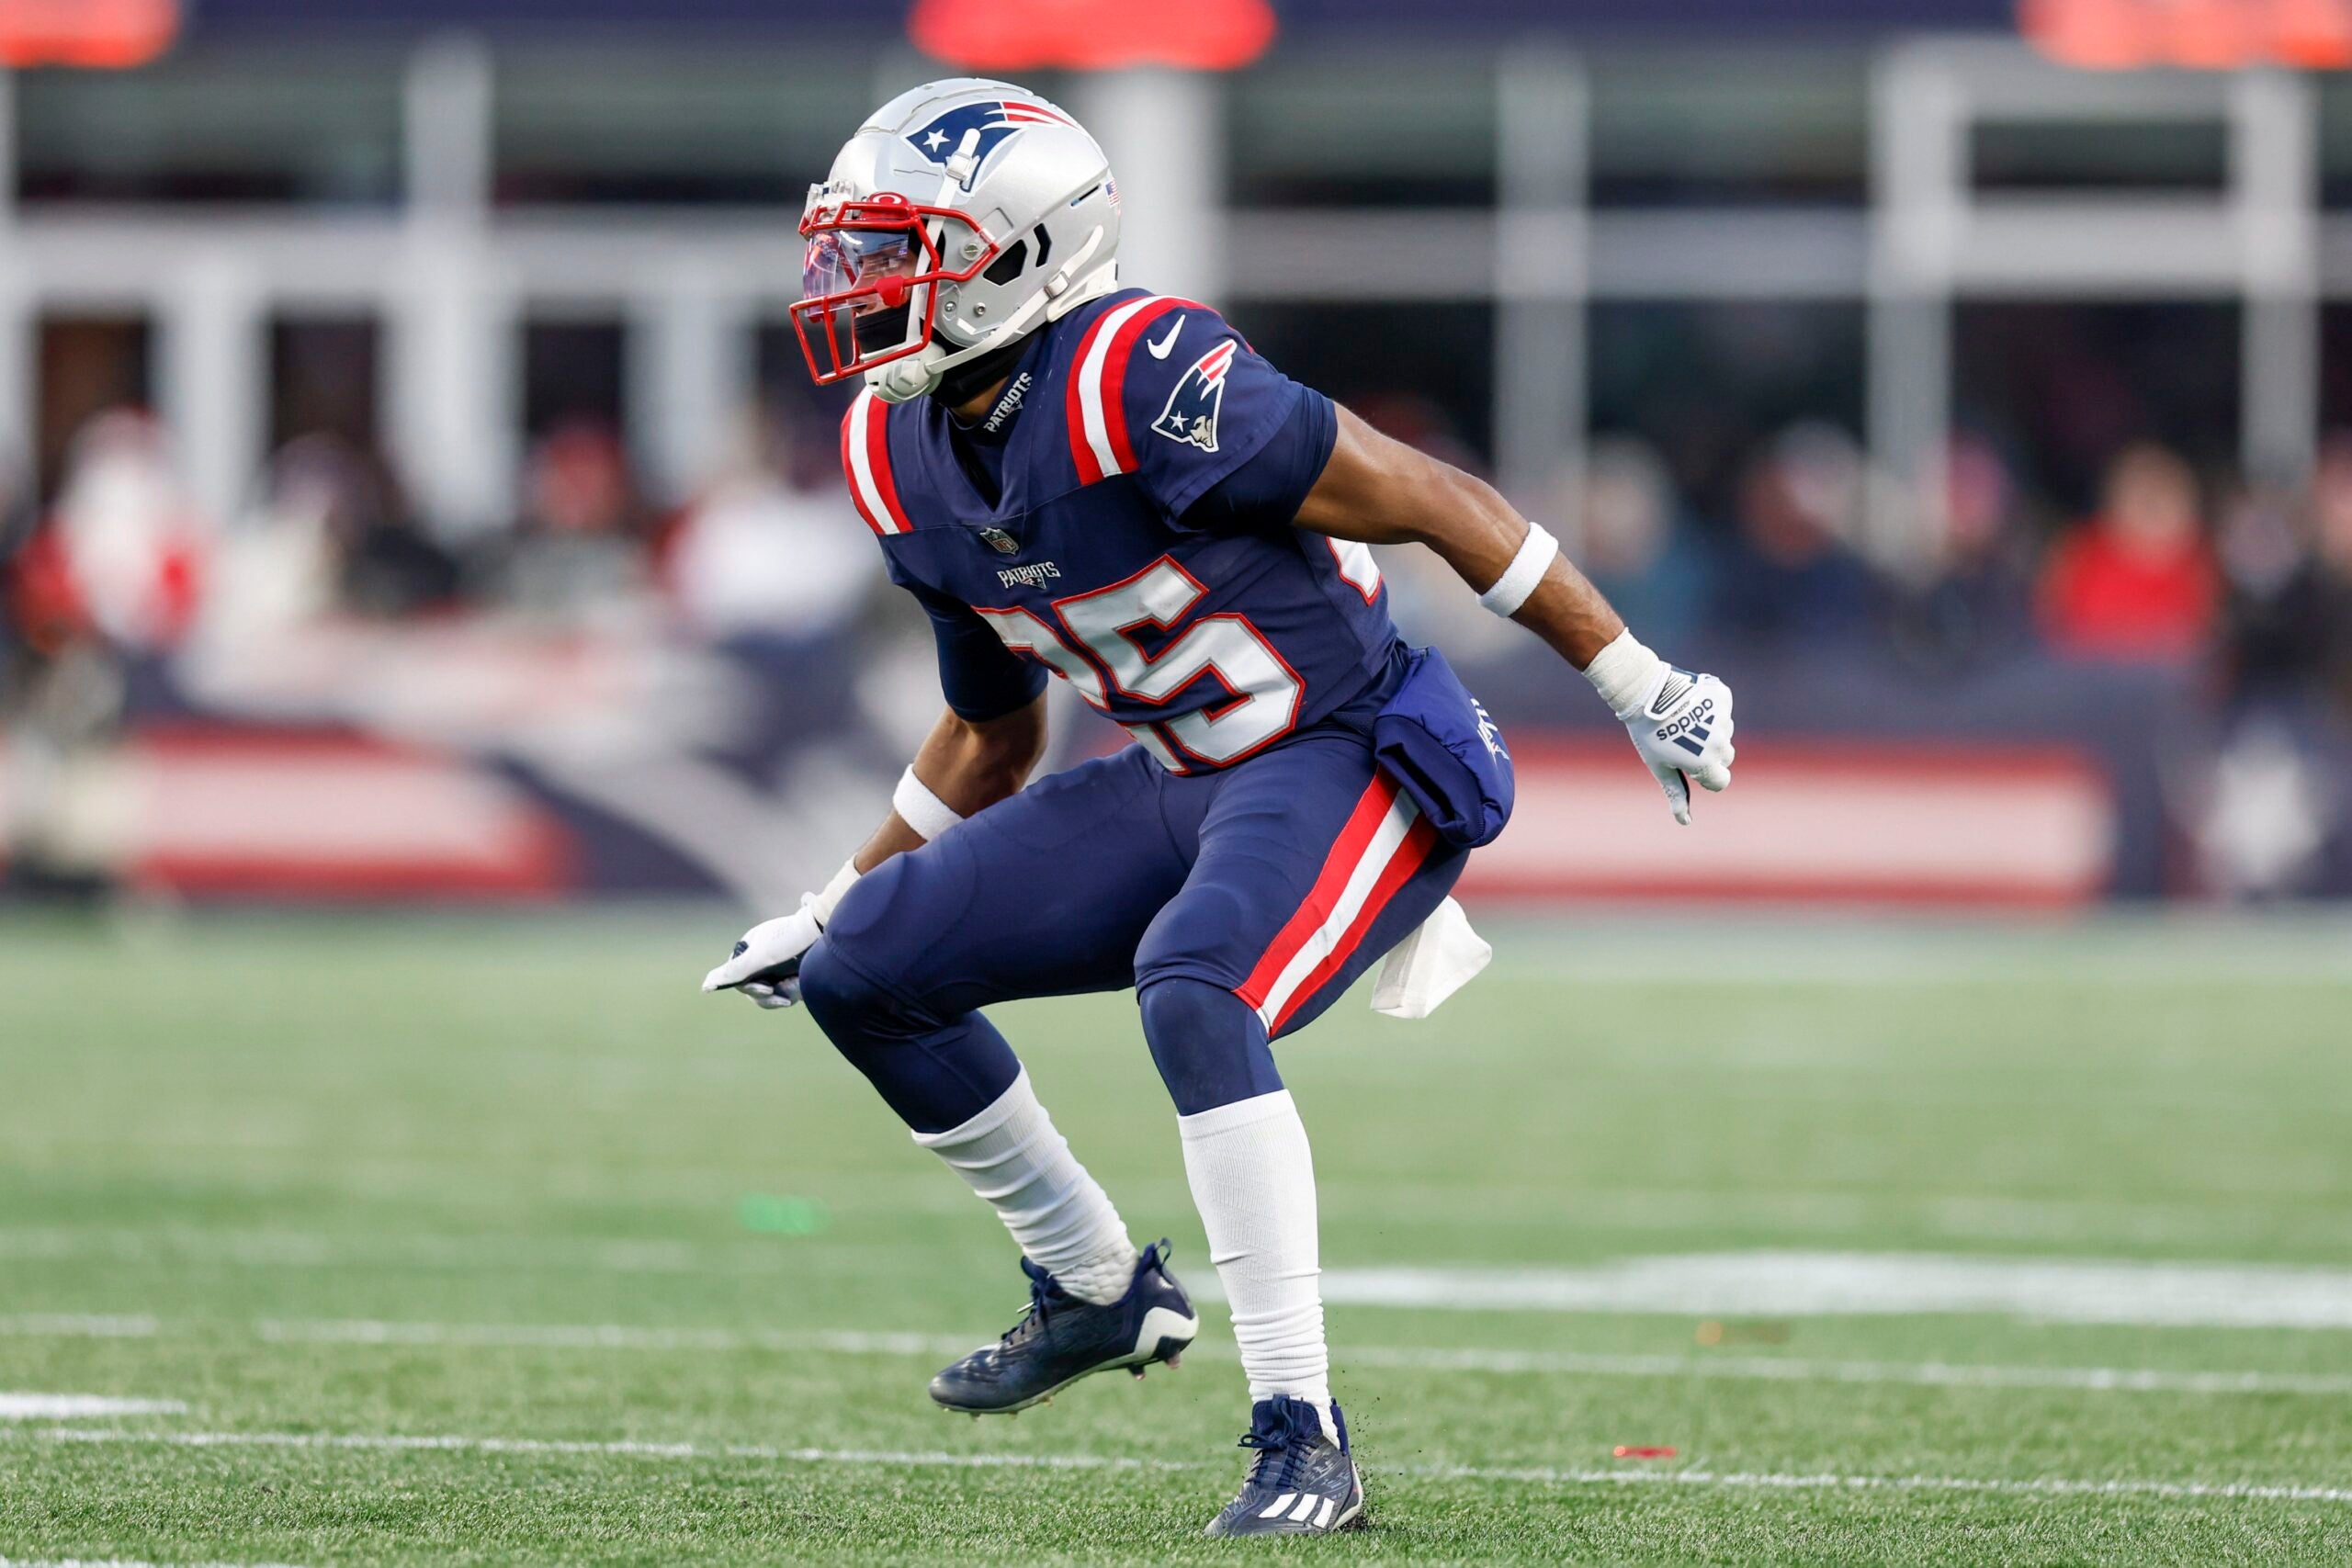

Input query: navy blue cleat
[928,1239,1199,1416]
[1203,1396,1366,1537]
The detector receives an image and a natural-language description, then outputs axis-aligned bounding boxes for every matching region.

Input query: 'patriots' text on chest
[997,561,1063,590]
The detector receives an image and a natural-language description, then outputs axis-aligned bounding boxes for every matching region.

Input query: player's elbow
[1363,453,1501,558]
[1425,462,1510,549]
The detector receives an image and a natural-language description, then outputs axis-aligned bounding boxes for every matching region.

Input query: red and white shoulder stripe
[1065,294,1210,486]
[841,388,912,536]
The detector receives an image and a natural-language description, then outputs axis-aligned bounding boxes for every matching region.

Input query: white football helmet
[793,78,1123,403]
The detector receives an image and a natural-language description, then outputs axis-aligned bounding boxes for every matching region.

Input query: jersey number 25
[975,557,1302,768]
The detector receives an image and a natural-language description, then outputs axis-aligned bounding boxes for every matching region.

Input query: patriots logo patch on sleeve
[1150,338,1238,455]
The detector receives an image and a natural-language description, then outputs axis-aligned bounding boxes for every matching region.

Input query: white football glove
[1584,631,1736,825]
[701,903,822,1009]
[700,861,860,1010]
[1623,666,1735,825]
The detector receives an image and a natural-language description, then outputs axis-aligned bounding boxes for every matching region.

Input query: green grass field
[3,907,2350,1564]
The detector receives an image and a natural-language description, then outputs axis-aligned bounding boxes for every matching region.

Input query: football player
[704,79,1736,1537]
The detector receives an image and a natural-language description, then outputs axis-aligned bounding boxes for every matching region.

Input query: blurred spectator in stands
[496,419,650,618]
[2198,468,2346,897]
[2,461,53,669]
[318,443,461,617]
[1887,433,2037,674]
[42,410,204,652]
[205,439,338,636]
[2213,476,2334,705]
[2038,442,2215,662]
[0,410,193,897]
[208,434,458,640]
[665,403,876,644]
[1577,436,1709,650]
[2307,436,2352,714]
[1713,422,1878,646]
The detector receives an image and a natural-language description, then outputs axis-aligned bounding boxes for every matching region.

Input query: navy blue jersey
[841,288,1398,773]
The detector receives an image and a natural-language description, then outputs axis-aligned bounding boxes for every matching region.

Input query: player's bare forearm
[1292,405,1625,670]
[851,694,1049,873]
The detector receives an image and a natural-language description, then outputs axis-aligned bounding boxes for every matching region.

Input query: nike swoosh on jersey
[1146,317,1184,359]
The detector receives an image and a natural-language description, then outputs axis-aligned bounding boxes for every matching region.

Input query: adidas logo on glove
[1654,698,1716,758]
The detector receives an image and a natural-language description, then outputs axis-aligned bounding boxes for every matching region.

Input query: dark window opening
[36,316,153,502]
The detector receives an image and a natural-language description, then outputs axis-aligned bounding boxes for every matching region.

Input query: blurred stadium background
[6,0,2352,908]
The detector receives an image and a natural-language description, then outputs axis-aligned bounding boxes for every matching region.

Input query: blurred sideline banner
[1,724,2110,909]
[1460,740,2113,908]
[0,727,574,899]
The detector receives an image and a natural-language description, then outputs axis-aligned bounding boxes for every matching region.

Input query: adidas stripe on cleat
[1204,1396,1366,1538]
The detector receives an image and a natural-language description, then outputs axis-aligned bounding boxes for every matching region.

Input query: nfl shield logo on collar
[978,526,1021,555]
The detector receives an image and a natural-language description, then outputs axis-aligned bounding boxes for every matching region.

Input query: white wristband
[1580,627,1666,721]
[1477,522,1560,617]
[892,765,965,843]
[806,858,862,927]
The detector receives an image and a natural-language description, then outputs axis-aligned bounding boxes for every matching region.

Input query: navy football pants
[797,729,1467,1131]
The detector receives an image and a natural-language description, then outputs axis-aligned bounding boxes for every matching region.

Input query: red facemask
[792,193,1001,386]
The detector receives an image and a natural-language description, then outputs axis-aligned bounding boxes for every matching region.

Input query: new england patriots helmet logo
[1150,339,1238,456]
[904,99,1073,191]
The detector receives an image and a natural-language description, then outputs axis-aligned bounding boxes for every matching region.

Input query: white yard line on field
[22,1426,1188,1471]
[848,1174,2352,1250]
[20,1207,2352,1282]
[0,1394,186,1419]
[178,1315,2352,1398]
[13,1426,2352,1507]
[1340,1345,2352,1397]
[0,1314,158,1339]
[255,1320,978,1358]
[1317,1252,2352,1329]
[22,1219,2352,1326]
[10,1310,2352,1398]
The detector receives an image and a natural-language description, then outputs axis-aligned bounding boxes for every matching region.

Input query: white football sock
[911,1068,1137,1306]
[1177,1089,1335,1438]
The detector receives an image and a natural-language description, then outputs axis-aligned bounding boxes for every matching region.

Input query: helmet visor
[802,226,918,305]
[791,194,999,386]
[803,228,919,360]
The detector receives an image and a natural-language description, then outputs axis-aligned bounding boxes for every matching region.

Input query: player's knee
[1133,886,1257,1002]
[797,939,897,1051]
[1136,976,1283,1117]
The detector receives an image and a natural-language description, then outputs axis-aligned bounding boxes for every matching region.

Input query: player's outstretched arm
[700,694,1047,1009]
[1293,406,1735,823]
